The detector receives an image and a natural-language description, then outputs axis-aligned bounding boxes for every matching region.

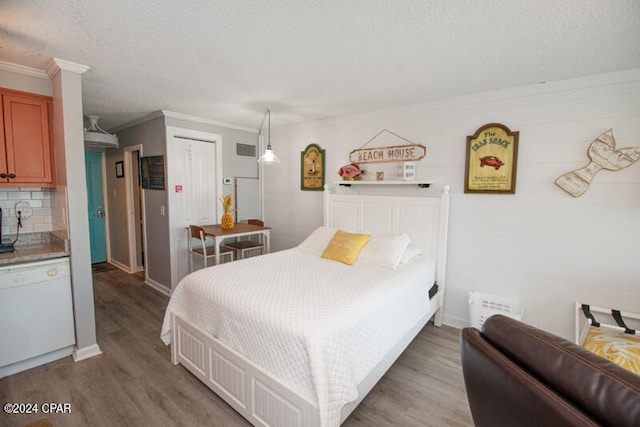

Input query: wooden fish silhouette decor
[555,129,640,197]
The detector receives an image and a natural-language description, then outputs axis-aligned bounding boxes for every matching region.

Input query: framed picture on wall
[115,161,124,178]
[301,144,325,191]
[464,123,519,194]
[140,155,166,190]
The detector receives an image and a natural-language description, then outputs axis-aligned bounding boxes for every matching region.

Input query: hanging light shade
[258,147,279,163]
[257,108,280,164]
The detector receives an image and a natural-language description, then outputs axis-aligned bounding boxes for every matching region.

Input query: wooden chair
[222,219,266,259]
[188,225,234,272]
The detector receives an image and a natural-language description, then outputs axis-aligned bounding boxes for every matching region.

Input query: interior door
[85,151,107,264]
[166,127,222,289]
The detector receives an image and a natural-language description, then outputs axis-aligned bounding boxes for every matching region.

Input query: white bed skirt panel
[171,295,440,427]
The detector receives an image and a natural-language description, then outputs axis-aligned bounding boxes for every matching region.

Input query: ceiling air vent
[236,143,256,157]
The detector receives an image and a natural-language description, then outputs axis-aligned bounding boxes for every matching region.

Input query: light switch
[160,205,166,216]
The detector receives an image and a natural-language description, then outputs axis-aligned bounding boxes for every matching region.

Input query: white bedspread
[161,248,434,426]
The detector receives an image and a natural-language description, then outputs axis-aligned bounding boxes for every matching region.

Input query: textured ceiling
[2,0,640,131]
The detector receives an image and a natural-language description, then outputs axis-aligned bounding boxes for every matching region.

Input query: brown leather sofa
[460,315,640,427]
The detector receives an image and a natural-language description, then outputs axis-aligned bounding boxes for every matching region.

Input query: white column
[46,58,102,361]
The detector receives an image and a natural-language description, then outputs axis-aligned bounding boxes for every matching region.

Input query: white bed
[161,185,450,427]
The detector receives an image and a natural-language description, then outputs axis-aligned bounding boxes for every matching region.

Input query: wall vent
[236,143,256,157]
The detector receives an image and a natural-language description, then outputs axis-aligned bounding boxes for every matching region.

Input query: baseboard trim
[72,343,102,362]
[145,278,171,297]
[444,313,469,329]
[109,258,133,274]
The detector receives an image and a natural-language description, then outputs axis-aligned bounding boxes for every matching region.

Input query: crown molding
[0,60,49,79]
[45,58,90,78]
[112,110,258,134]
[162,110,258,133]
[109,111,165,133]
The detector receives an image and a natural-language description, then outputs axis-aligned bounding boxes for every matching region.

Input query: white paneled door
[166,127,223,290]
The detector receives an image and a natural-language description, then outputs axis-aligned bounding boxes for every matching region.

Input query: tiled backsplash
[0,187,53,237]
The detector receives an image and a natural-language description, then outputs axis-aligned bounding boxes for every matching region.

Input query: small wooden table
[201,223,271,265]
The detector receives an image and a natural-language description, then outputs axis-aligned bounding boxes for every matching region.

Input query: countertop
[0,241,69,266]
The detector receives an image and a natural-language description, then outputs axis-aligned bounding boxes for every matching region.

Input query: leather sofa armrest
[482,315,640,427]
[461,327,599,427]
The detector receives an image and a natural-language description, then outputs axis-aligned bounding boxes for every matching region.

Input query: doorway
[85,151,107,264]
[124,145,145,274]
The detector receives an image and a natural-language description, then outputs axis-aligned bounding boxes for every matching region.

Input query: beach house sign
[348,129,426,164]
[349,143,426,164]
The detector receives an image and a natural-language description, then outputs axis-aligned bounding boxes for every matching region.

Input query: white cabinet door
[166,127,223,290]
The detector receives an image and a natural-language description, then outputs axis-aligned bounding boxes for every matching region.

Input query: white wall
[263,69,640,340]
[0,69,52,96]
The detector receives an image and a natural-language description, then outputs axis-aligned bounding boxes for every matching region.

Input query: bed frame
[170,185,450,426]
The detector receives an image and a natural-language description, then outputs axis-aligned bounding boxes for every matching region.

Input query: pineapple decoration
[220,194,236,230]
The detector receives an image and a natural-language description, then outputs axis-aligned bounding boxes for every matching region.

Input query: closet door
[166,127,223,289]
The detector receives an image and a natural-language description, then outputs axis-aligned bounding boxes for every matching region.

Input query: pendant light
[257,108,280,164]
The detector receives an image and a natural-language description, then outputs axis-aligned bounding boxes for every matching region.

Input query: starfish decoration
[555,129,640,197]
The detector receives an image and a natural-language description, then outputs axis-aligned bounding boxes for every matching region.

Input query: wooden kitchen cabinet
[0,88,55,187]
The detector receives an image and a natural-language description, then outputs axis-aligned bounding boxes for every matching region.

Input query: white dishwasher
[0,257,75,378]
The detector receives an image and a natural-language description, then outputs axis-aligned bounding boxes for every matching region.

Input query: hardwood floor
[0,266,473,427]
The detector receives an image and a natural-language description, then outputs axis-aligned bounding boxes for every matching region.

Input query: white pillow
[356,233,411,269]
[400,244,423,264]
[297,226,337,256]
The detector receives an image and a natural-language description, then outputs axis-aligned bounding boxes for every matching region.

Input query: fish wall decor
[555,129,640,197]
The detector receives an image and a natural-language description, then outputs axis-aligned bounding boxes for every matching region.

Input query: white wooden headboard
[323,185,450,307]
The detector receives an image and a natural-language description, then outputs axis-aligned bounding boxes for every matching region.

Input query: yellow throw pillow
[583,326,640,375]
[321,230,371,265]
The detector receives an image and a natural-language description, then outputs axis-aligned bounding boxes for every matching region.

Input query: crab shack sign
[349,143,426,164]
[464,123,519,194]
